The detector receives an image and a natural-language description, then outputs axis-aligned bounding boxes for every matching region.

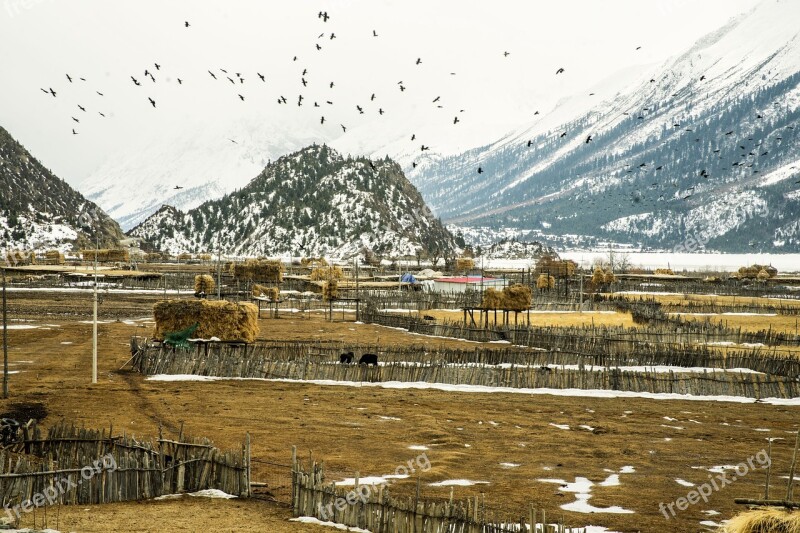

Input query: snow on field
[429,479,490,487]
[377,416,402,421]
[538,467,635,514]
[675,479,695,487]
[371,361,762,375]
[145,375,800,405]
[549,423,571,430]
[5,324,39,330]
[290,517,371,532]
[556,252,800,274]
[334,474,409,486]
[408,445,429,451]
[154,489,236,500]
[500,462,521,468]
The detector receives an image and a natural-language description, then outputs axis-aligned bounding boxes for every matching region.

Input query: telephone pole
[92,236,98,384]
[3,268,8,398]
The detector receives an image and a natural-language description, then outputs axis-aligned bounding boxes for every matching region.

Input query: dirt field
[1,290,799,532]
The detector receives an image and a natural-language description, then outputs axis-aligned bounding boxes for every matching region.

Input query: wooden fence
[292,451,581,533]
[132,340,800,399]
[0,421,250,513]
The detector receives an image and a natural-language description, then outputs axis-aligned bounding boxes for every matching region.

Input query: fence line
[292,451,581,533]
[0,421,249,512]
[132,341,800,399]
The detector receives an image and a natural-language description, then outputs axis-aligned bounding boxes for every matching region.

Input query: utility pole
[3,267,8,398]
[216,236,222,300]
[92,236,98,384]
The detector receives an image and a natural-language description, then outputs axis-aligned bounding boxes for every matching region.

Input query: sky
[0,0,762,188]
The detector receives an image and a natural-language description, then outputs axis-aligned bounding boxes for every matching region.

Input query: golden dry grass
[721,508,800,533]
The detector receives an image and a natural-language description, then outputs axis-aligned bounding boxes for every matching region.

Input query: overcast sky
[0,0,761,187]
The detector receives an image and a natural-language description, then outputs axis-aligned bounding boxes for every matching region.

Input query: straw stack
[153,299,259,342]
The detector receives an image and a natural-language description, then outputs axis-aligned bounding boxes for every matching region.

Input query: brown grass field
[1,290,799,532]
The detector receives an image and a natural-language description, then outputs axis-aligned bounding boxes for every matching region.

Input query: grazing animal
[423,314,436,321]
[359,353,378,366]
[340,352,354,364]
[539,366,552,373]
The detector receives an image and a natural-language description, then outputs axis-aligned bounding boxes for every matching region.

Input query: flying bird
[318,11,329,22]
[330,81,334,88]
[370,93,376,101]
[258,72,265,82]
[556,68,564,74]
[420,145,429,151]
[559,132,567,138]
[78,105,86,112]
[208,71,217,79]
[527,140,532,147]
[320,116,325,124]
[131,76,141,85]
[98,112,105,117]
[174,185,183,190]
[453,116,459,124]
[411,134,416,141]
[66,74,72,83]
[72,117,79,123]
[477,167,483,174]
[416,58,422,65]
[238,94,245,101]
[185,21,190,27]
[48,88,56,97]
[96,91,104,96]
[585,134,593,143]
[356,105,363,114]
[154,63,161,70]
[373,30,378,37]
[341,124,346,132]
[503,51,510,57]
[177,78,182,84]
[379,108,384,115]
[316,43,322,51]
[148,97,156,108]
[72,129,77,135]
[432,96,440,103]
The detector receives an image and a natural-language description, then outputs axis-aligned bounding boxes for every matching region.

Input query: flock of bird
[37,8,797,208]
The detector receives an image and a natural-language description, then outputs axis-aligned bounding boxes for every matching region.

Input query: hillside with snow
[0,125,123,253]
[409,0,800,252]
[129,145,456,259]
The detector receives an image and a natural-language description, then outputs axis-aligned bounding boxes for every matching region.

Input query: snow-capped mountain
[80,117,329,231]
[129,145,456,259]
[408,0,800,252]
[0,124,123,252]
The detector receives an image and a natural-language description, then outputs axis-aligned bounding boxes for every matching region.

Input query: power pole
[2,268,8,398]
[216,236,222,300]
[92,237,98,384]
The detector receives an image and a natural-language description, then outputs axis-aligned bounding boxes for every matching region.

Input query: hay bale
[153,299,259,342]
[177,252,192,262]
[503,284,532,311]
[603,269,616,284]
[197,253,212,261]
[232,259,284,282]
[194,274,215,294]
[81,249,130,263]
[722,508,800,533]
[757,269,771,281]
[253,284,279,300]
[655,268,674,275]
[738,264,778,279]
[44,250,65,265]
[591,267,606,286]
[482,288,504,309]
[536,274,555,290]
[301,257,328,267]
[323,279,338,301]
[535,255,577,277]
[455,258,474,273]
[310,265,344,281]
[145,252,163,262]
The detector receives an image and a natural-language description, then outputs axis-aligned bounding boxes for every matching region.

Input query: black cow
[359,353,378,366]
[340,352,354,364]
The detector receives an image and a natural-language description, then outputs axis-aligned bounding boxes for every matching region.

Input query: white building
[431,276,507,293]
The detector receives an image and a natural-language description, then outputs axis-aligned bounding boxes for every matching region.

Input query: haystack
[310,265,344,281]
[655,268,674,275]
[536,274,555,290]
[81,249,130,263]
[153,299,259,342]
[455,258,474,273]
[535,255,577,277]
[503,284,532,311]
[197,253,212,261]
[177,252,193,262]
[482,288,504,309]
[253,284,279,301]
[45,250,65,265]
[301,257,328,267]
[721,508,800,533]
[145,252,163,262]
[603,269,616,284]
[194,274,215,294]
[232,259,284,283]
[738,264,778,279]
[591,267,606,286]
[323,279,339,301]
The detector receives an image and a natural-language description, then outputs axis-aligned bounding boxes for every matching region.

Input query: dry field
[1,290,799,532]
